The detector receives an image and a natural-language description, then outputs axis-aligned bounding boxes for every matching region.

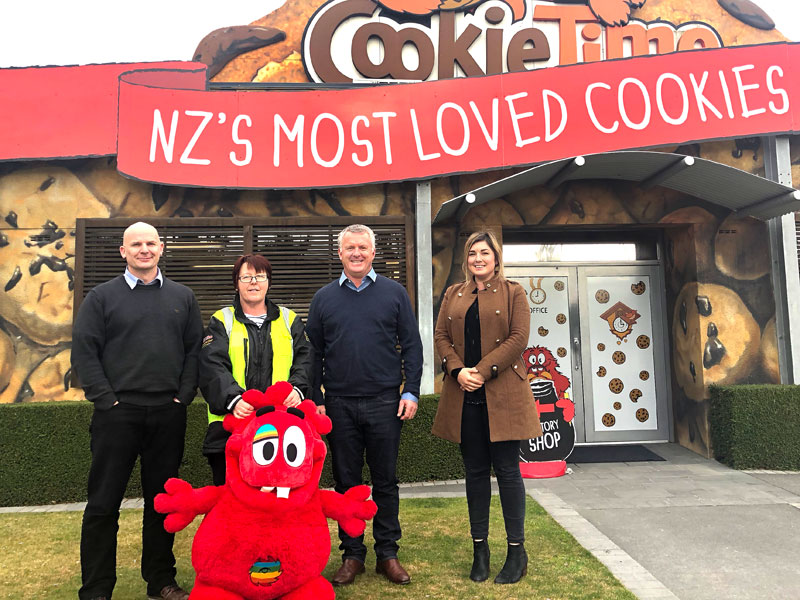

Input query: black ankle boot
[494,543,527,584]
[469,539,490,582]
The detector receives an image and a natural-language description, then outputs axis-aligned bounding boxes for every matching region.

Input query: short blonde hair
[462,231,503,282]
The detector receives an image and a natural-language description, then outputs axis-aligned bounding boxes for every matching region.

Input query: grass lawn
[0,497,634,600]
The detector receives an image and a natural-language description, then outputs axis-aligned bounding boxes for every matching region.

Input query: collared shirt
[123,267,163,289]
[339,268,377,292]
[337,267,418,404]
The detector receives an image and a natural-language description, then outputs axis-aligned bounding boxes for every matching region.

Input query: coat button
[458,292,462,297]
[513,364,518,369]
[495,310,500,314]
[493,289,497,293]
[495,339,500,343]
[448,316,452,320]
[486,283,491,288]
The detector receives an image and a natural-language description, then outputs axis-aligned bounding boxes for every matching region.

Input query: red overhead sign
[2,44,799,189]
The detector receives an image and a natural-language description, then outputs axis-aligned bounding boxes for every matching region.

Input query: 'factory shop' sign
[116,42,800,189]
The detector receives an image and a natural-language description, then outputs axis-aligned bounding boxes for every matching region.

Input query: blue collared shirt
[338,267,418,404]
[123,267,163,289]
[339,267,377,292]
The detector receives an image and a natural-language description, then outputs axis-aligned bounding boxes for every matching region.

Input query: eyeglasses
[238,274,268,283]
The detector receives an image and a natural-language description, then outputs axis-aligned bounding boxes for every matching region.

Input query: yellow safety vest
[207,305,296,424]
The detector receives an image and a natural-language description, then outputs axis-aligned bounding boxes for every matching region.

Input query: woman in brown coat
[432,231,541,584]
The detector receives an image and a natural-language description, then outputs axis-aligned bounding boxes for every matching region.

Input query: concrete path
[400,443,800,600]
[4,443,800,600]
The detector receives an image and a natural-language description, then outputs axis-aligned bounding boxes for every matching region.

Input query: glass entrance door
[506,265,670,443]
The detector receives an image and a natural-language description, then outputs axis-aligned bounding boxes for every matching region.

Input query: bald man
[72,222,203,600]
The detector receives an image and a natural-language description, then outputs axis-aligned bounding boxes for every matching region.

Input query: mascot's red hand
[556,395,575,423]
[320,485,378,538]
[155,478,225,533]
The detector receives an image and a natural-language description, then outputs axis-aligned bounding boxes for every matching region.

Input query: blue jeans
[325,391,403,562]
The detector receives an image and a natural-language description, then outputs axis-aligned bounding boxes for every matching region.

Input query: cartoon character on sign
[374,0,646,26]
[155,382,377,600]
[519,346,575,478]
[600,301,641,344]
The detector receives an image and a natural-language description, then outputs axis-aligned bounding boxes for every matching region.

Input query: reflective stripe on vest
[207,305,295,424]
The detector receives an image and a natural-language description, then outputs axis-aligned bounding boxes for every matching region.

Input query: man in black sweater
[306,224,423,587]
[71,222,203,600]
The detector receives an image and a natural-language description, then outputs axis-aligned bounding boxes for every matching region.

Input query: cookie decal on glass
[556,313,567,324]
[612,351,626,364]
[639,370,650,381]
[597,343,606,351]
[636,335,650,349]
[636,408,650,422]
[629,389,642,402]
[554,280,565,291]
[557,347,567,358]
[631,281,646,295]
[595,289,610,303]
[601,413,616,427]
[613,401,622,410]
[609,378,624,393]
[597,366,607,377]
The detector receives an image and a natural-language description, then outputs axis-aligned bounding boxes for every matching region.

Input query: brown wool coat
[431,275,542,444]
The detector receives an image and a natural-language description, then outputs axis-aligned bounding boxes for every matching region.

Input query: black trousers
[325,391,403,562]
[460,402,526,544]
[79,401,187,599]
[207,452,226,487]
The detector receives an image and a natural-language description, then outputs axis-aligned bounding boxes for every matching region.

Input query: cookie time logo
[302,0,722,83]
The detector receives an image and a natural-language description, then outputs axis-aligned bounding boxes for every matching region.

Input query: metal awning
[433,151,800,224]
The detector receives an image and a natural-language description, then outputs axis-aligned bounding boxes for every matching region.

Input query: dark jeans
[460,402,526,544]
[325,391,403,562]
[79,401,187,600]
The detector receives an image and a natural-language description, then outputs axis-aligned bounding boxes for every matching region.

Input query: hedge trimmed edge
[0,396,464,507]
[710,384,800,470]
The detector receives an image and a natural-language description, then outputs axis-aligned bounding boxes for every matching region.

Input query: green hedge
[0,396,463,507]
[710,385,800,470]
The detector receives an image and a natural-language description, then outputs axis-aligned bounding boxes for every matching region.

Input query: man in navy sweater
[306,224,423,587]
[71,222,203,600]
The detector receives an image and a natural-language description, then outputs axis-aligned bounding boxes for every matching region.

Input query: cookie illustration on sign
[636,408,650,422]
[612,351,626,364]
[602,413,616,427]
[556,313,567,324]
[597,366,607,377]
[595,289,610,303]
[630,388,642,402]
[631,280,646,295]
[554,280,565,291]
[609,378,624,393]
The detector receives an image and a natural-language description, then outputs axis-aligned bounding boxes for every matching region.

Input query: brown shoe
[376,558,411,585]
[147,584,190,600]
[331,558,366,586]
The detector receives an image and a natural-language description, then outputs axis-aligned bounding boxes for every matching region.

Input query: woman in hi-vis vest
[199,254,314,485]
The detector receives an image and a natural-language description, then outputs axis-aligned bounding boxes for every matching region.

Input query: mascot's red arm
[155,479,225,533]
[320,487,378,537]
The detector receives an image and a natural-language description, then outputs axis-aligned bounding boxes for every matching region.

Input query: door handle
[573,337,580,370]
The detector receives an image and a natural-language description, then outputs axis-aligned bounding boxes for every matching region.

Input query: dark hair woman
[198,254,313,485]
[431,231,542,584]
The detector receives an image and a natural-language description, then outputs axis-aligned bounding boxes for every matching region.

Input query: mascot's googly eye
[252,424,279,466]
[528,355,535,365]
[537,353,546,365]
[282,425,306,467]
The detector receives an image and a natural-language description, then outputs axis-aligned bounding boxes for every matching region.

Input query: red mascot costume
[155,381,377,600]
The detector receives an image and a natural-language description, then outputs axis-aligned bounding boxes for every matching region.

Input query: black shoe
[469,539,490,582]
[494,544,527,584]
